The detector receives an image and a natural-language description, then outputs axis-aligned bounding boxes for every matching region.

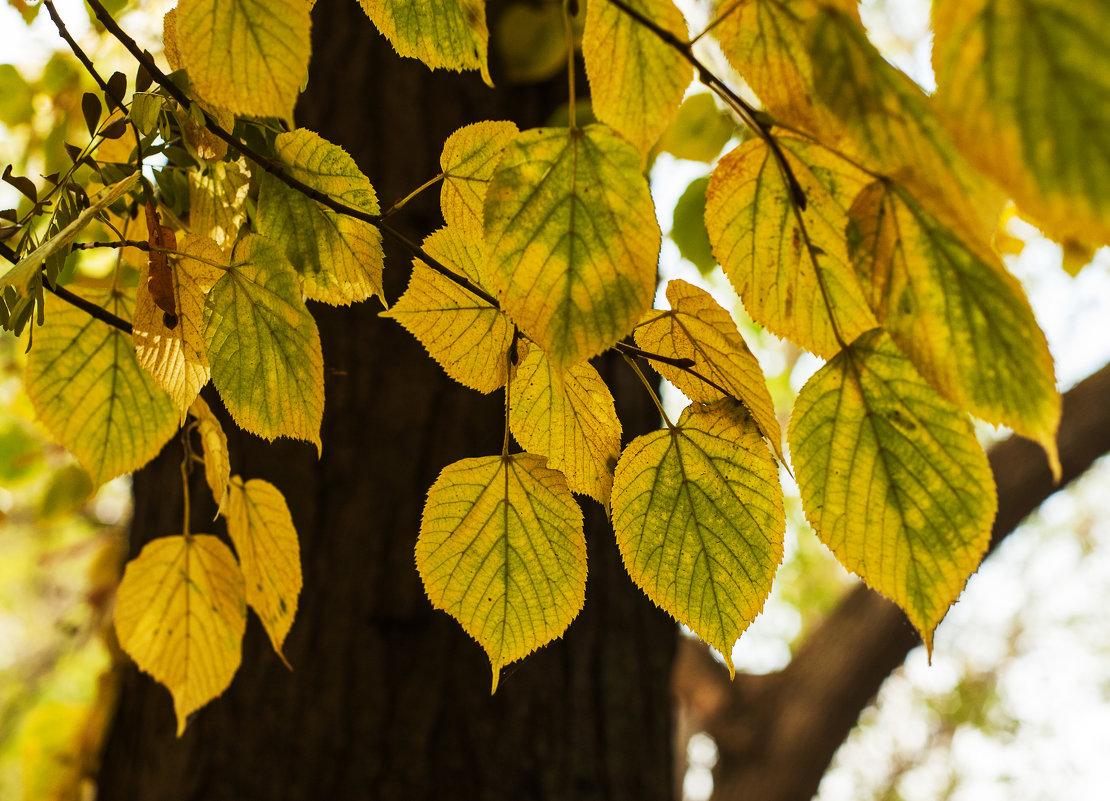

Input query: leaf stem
[180,434,192,538]
[622,351,674,430]
[382,173,445,219]
[564,0,578,130]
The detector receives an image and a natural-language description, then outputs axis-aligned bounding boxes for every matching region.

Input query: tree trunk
[97,5,675,799]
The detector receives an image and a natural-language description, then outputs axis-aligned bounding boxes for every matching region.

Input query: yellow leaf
[225,477,302,662]
[26,290,179,486]
[381,226,514,393]
[189,159,250,248]
[204,234,324,451]
[133,235,224,417]
[484,125,660,368]
[114,534,246,736]
[788,330,997,652]
[175,0,310,120]
[849,181,1060,475]
[357,0,492,85]
[583,0,693,155]
[933,0,1110,245]
[635,279,783,461]
[508,341,622,504]
[189,395,230,509]
[257,129,385,306]
[416,454,586,691]
[705,136,876,358]
[611,399,784,675]
[439,120,519,239]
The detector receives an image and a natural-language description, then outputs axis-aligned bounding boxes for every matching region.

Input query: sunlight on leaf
[788,330,997,652]
[509,341,621,504]
[26,290,179,486]
[189,159,250,248]
[611,399,784,675]
[225,476,302,663]
[258,129,385,306]
[114,534,246,736]
[485,124,660,368]
[439,120,519,239]
[416,454,586,691]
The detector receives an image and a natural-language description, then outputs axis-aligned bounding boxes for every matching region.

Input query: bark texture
[97,5,675,799]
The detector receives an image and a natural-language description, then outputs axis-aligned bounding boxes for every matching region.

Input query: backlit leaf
[485,125,660,368]
[416,454,586,691]
[611,399,784,674]
[189,159,250,248]
[189,395,230,509]
[933,0,1110,245]
[657,93,737,164]
[225,477,302,662]
[583,0,692,155]
[133,235,224,417]
[175,0,310,119]
[204,234,324,451]
[635,279,782,461]
[440,120,519,239]
[258,129,385,306]
[26,290,178,486]
[357,0,492,85]
[509,342,621,504]
[114,534,246,735]
[381,226,513,393]
[705,136,876,357]
[849,181,1060,474]
[788,330,997,651]
[670,177,716,275]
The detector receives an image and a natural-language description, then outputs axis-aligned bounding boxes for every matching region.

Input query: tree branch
[674,361,1110,801]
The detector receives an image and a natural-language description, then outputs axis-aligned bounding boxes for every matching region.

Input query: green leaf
[225,477,302,663]
[203,234,325,451]
[848,181,1060,475]
[670,177,716,275]
[381,226,514,392]
[439,120,520,239]
[583,0,693,155]
[358,0,492,85]
[114,534,246,736]
[933,0,1110,245]
[258,129,385,306]
[705,135,876,358]
[175,0,311,119]
[635,279,783,461]
[26,289,179,486]
[611,399,784,674]
[494,1,567,84]
[484,125,660,368]
[509,341,622,504]
[788,330,997,651]
[416,454,586,691]
[657,93,737,164]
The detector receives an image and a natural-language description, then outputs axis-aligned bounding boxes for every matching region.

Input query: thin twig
[46,283,133,334]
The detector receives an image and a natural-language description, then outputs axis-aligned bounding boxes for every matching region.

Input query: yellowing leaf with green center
[806,6,1004,237]
[485,125,660,368]
[189,395,230,509]
[381,226,513,393]
[133,235,225,417]
[114,534,246,736]
[204,234,324,451]
[175,0,310,119]
[611,399,784,674]
[257,129,385,306]
[848,181,1060,475]
[714,0,843,138]
[225,477,302,662]
[635,279,783,461]
[26,290,178,486]
[416,454,586,691]
[189,159,250,248]
[788,330,997,651]
[933,0,1110,245]
[705,136,876,358]
[440,120,519,239]
[508,342,621,504]
[357,0,492,85]
[583,0,692,155]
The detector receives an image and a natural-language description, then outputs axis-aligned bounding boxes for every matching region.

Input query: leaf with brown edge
[635,279,783,462]
[144,197,178,323]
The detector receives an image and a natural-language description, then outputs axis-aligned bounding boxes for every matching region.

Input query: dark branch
[675,361,1110,801]
[47,282,134,334]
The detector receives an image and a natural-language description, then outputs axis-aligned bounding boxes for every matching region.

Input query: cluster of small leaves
[1,0,1104,727]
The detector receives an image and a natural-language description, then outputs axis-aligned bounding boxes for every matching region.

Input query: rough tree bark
[97,4,675,799]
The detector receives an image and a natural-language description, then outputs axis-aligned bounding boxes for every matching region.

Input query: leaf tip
[490,664,500,695]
